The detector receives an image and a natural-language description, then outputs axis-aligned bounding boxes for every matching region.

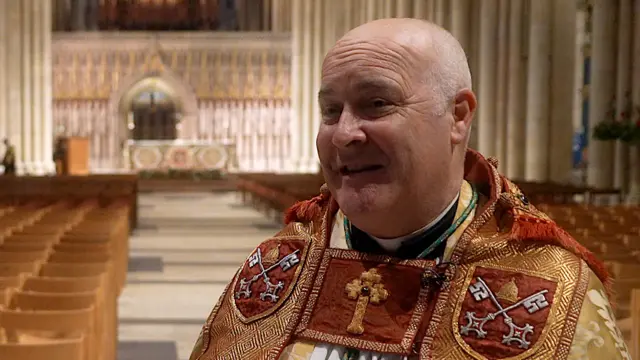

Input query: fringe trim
[284,185,331,225]
[510,216,612,297]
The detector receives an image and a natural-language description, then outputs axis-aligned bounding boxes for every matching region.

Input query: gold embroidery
[567,266,631,360]
[263,243,282,267]
[586,289,631,359]
[496,278,519,304]
[199,209,332,360]
[296,248,434,355]
[230,237,311,324]
[421,163,503,358]
[345,268,389,335]
[569,321,605,359]
[451,263,563,360]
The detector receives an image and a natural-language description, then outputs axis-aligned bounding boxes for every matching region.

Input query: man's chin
[335,187,384,216]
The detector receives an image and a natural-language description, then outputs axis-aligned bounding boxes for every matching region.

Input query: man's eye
[321,107,342,121]
[372,99,388,108]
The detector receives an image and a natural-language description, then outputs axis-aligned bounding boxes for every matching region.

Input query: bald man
[190,19,629,360]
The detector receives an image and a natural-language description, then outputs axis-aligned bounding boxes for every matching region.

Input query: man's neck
[370,191,460,242]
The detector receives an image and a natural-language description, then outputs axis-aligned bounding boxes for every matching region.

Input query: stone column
[587,0,617,188]
[494,0,509,165]
[628,0,640,203]
[289,0,302,172]
[466,0,481,149]
[524,0,552,181]
[308,0,323,171]
[613,0,632,191]
[449,0,470,47]
[21,0,33,172]
[289,0,325,173]
[271,0,281,32]
[476,0,498,158]
[5,1,23,173]
[42,0,55,174]
[425,0,436,22]
[382,0,393,18]
[413,0,426,19]
[365,0,375,22]
[32,0,43,173]
[505,0,525,179]
[548,0,578,183]
[395,0,411,18]
[0,1,6,143]
[434,0,446,27]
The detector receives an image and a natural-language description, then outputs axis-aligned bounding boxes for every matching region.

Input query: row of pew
[0,199,130,360]
[236,173,637,356]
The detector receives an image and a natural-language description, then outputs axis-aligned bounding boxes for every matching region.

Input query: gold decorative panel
[52,33,292,101]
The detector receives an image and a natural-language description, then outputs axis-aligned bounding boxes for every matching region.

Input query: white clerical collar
[369,192,460,253]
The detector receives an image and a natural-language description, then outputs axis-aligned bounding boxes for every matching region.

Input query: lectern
[57,137,90,175]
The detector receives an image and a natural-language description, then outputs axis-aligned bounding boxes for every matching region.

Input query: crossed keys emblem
[235,245,300,303]
[460,277,550,349]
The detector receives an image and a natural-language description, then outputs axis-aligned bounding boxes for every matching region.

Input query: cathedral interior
[0,0,639,359]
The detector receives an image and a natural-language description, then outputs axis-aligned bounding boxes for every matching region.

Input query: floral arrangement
[593,95,640,143]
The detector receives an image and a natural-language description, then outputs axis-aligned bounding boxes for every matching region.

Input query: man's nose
[332,110,366,149]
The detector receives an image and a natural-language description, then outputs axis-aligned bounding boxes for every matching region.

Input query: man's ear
[451,89,477,145]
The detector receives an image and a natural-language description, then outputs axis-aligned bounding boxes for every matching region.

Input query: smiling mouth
[339,165,384,176]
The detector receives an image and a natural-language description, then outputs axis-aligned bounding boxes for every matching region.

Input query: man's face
[316,37,455,224]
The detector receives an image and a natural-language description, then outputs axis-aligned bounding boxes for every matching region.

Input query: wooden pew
[0,175,138,232]
[236,173,324,221]
[0,198,128,360]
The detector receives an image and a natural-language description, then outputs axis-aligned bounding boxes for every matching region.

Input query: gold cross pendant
[345,268,389,335]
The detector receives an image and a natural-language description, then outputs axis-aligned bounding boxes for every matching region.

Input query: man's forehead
[318,76,402,98]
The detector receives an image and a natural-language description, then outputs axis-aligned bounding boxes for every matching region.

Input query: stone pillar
[524,0,552,181]
[289,0,302,172]
[505,0,525,179]
[42,0,55,174]
[476,0,498,158]
[272,0,292,32]
[413,0,426,19]
[382,0,393,18]
[0,1,6,143]
[587,0,617,188]
[449,0,470,50]
[628,0,640,203]
[290,0,342,173]
[613,0,633,191]
[32,0,42,173]
[5,1,23,173]
[395,0,411,18]
[549,0,578,183]
[434,0,446,27]
[494,0,509,165]
[425,0,436,22]
[466,0,481,149]
[21,0,33,172]
[309,0,323,171]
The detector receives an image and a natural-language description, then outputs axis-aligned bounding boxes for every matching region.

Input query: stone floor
[117,192,280,360]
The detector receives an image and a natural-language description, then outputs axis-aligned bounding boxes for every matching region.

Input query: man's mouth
[339,164,384,176]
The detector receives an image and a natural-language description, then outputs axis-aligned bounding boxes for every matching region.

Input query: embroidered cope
[189,150,629,360]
